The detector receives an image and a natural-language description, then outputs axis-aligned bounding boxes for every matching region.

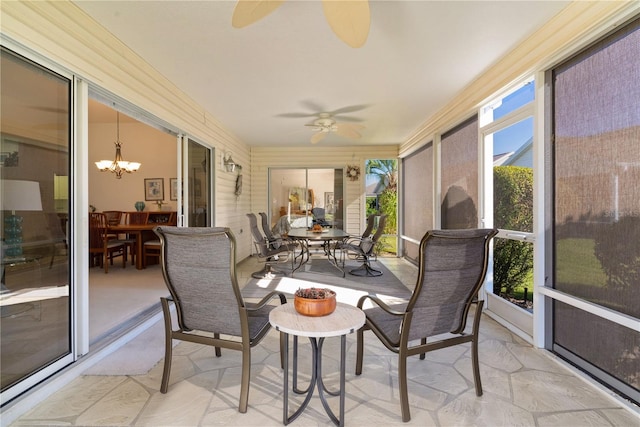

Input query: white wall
[88,119,177,214]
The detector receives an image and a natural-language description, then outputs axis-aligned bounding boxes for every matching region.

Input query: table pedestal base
[283,334,346,426]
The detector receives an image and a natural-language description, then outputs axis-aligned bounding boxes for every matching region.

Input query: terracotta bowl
[294,291,337,317]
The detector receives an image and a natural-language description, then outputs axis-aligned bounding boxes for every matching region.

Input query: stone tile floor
[10,257,640,426]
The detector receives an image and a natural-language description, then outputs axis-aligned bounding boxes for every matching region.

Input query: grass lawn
[378,235,397,256]
[556,238,607,288]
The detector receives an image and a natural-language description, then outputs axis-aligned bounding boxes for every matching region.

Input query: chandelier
[95,111,141,179]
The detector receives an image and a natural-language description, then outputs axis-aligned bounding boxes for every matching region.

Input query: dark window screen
[401,142,433,263]
[441,116,479,229]
[552,17,640,402]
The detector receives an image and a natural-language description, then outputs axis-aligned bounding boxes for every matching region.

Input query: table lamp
[2,180,43,257]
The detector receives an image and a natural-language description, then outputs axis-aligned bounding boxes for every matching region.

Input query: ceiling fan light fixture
[304,111,365,143]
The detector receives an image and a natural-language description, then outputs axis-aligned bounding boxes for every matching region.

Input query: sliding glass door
[184,138,212,227]
[268,168,344,231]
[1,47,74,402]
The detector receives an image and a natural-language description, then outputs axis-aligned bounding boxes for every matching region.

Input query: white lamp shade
[2,180,43,212]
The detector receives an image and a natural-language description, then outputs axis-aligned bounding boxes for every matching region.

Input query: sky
[492,82,534,155]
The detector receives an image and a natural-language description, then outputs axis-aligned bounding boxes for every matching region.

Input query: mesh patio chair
[355,228,498,422]
[154,226,287,413]
[311,207,330,227]
[259,212,284,249]
[247,213,295,279]
[338,214,387,276]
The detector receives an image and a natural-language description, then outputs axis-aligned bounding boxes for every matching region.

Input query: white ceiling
[74,1,569,147]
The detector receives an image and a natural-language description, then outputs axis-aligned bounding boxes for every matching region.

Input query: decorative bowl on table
[311,224,323,233]
[294,288,337,317]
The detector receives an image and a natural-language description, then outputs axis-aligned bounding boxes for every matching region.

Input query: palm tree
[366,159,398,238]
[365,159,397,190]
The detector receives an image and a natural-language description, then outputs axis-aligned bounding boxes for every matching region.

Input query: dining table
[108,224,158,270]
[287,228,350,276]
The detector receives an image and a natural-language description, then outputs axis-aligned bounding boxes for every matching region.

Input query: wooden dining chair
[142,212,180,268]
[103,210,123,240]
[143,238,162,268]
[88,212,126,273]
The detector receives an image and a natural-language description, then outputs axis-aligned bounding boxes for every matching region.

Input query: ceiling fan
[232,0,370,48]
[305,113,365,144]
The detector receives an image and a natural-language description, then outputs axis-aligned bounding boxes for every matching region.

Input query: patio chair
[247,213,295,279]
[154,226,287,413]
[311,207,330,227]
[338,214,387,276]
[360,213,377,238]
[355,228,498,422]
[259,212,283,249]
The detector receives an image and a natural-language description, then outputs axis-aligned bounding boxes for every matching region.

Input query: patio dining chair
[154,226,287,413]
[247,213,295,279]
[259,212,284,249]
[338,214,387,276]
[355,228,498,422]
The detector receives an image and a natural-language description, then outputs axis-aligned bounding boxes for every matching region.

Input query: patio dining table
[287,228,349,277]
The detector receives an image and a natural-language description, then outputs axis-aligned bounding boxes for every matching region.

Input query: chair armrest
[247,291,287,310]
[342,236,364,246]
[357,294,406,316]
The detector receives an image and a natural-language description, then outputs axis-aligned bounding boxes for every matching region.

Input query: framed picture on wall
[170,178,178,200]
[324,192,334,213]
[144,178,164,201]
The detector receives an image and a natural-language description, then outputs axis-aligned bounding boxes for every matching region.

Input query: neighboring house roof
[365,176,386,196]
[494,137,533,167]
[493,151,514,166]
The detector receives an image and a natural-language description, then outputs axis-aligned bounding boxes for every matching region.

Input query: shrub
[493,166,533,297]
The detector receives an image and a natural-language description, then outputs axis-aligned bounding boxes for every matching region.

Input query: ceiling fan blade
[322,0,370,48]
[335,123,364,139]
[311,132,327,144]
[278,112,319,118]
[232,0,285,28]
[331,114,365,123]
[329,104,369,116]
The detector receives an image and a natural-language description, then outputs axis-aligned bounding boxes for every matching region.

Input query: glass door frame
[0,42,77,404]
[179,136,213,227]
[479,78,537,341]
[267,167,344,231]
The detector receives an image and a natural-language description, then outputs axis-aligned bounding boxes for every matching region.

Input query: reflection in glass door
[268,168,343,232]
[1,47,73,402]
[186,139,212,227]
